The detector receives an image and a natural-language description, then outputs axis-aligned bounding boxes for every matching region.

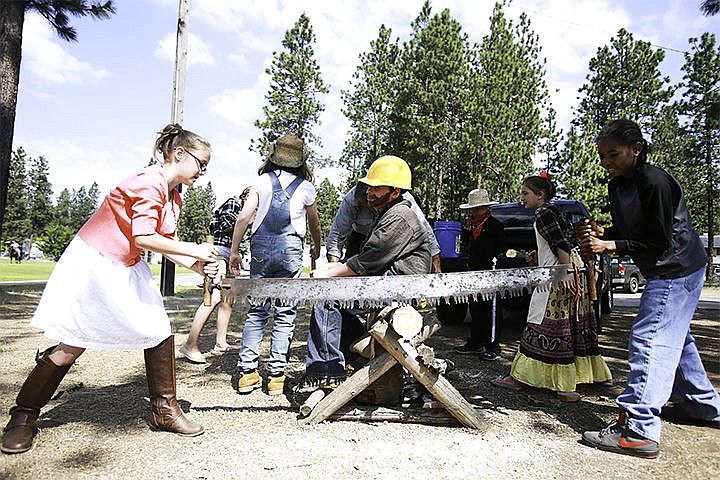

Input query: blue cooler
[433,220,462,258]
[434,220,468,325]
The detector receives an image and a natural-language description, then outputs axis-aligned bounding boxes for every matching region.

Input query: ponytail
[153,124,211,163]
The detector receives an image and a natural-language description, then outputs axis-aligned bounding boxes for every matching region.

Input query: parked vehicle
[611,256,646,294]
[490,200,613,321]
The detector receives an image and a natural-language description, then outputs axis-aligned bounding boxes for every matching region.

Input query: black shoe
[480,349,500,361]
[581,412,659,459]
[454,343,482,355]
[660,404,720,429]
[291,374,345,394]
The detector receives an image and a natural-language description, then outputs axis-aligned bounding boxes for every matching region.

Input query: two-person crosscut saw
[221,265,574,309]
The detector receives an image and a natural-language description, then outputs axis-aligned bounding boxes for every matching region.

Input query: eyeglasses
[184,148,208,175]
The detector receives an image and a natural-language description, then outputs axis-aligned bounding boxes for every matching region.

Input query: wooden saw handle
[575,218,597,301]
[203,234,214,306]
[586,258,598,301]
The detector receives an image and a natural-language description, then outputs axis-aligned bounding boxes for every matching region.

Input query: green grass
[0,258,56,281]
[0,257,194,282]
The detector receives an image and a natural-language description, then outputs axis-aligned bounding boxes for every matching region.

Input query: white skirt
[31,236,171,350]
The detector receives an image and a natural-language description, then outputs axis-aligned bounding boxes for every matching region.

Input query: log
[329,405,459,426]
[369,321,489,432]
[298,315,441,426]
[299,389,326,418]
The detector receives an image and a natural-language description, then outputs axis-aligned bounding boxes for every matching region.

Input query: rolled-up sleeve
[326,192,358,258]
[127,175,165,237]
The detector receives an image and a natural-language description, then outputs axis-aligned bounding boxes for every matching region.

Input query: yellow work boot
[267,375,285,396]
[237,370,262,394]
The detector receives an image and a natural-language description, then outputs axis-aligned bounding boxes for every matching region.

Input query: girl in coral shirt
[1,124,217,455]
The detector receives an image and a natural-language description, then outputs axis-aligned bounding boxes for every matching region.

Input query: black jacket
[605,164,706,279]
[461,216,506,271]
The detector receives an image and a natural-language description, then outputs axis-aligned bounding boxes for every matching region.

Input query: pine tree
[677,32,720,275]
[389,2,475,219]
[472,1,551,204]
[340,24,401,188]
[251,13,328,164]
[54,188,73,227]
[314,179,341,241]
[178,183,216,244]
[556,28,674,221]
[26,155,53,239]
[2,147,30,243]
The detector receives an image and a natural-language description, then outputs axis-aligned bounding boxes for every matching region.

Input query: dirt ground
[0,285,718,480]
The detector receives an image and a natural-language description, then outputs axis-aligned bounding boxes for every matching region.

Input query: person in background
[295,155,432,391]
[179,186,253,363]
[491,172,612,402]
[1,124,216,454]
[578,119,720,459]
[229,134,321,396]
[326,181,442,272]
[454,186,506,361]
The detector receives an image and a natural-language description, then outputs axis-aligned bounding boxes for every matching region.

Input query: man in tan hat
[455,187,506,361]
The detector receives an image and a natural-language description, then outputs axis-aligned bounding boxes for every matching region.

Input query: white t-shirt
[251,170,316,236]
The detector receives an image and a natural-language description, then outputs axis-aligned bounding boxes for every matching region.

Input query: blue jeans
[617,265,720,442]
[306,305,367,379]
[238,235,302,375]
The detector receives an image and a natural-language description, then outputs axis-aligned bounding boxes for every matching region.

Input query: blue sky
[12,0,716,205]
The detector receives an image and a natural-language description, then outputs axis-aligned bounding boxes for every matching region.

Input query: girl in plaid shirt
[179,188,253,363]
[492,173,611,401]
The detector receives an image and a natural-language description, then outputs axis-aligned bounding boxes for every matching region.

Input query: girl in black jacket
[579,119,719,459]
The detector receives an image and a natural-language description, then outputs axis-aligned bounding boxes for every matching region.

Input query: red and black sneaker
[660,404,720,429]
[581,412,659,459]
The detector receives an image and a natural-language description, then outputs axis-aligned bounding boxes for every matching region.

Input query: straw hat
[460,188,497,209]
[268,133,307,168]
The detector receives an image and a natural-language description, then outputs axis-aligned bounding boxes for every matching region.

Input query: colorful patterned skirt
[510,270,612,392]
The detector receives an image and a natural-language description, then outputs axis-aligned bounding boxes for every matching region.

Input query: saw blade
[224,265,573,309]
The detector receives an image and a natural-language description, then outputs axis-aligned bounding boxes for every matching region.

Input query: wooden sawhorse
[298,311,488,431]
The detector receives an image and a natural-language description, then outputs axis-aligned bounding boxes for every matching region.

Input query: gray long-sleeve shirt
[326,186,440,258]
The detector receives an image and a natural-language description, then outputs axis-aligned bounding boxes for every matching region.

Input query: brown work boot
[144,336,204,437]
[1,346,71,454]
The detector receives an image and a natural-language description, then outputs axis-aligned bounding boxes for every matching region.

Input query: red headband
[539,171,550,179]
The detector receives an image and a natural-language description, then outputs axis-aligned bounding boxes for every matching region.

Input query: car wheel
[627,276,639,294]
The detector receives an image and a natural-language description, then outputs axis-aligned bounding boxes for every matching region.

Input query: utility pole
[160,0,190,296]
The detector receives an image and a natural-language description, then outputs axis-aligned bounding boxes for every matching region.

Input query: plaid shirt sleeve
[211,197,241,248]
[535,204,574,256]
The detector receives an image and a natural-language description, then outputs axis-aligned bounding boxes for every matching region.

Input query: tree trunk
[706,132,715,279]
[0,1,25,240]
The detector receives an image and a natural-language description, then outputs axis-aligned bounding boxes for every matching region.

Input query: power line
[508,3,689,55]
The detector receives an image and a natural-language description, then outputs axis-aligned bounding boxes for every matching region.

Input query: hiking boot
[291,374,344,394]
[581,412,659,459]
[660,404,720,429]
[267,374,285,396]
[454,343,482,355]
[237,370,262,394]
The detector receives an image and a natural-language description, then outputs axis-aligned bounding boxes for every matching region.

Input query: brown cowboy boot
[1,346,71,454]
[144,336,204,436]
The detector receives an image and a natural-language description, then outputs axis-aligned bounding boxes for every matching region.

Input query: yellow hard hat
[359,155,412,190]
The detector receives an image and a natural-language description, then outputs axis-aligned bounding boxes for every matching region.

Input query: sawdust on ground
[0,285,718,480]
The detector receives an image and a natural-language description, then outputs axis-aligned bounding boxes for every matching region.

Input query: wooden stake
[203,234,214,306]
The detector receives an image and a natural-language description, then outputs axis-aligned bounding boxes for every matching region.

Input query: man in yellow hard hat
[294,155,432,391]
[325,180,441,271]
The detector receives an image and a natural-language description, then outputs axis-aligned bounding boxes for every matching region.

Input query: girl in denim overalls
[229,134,321,396]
